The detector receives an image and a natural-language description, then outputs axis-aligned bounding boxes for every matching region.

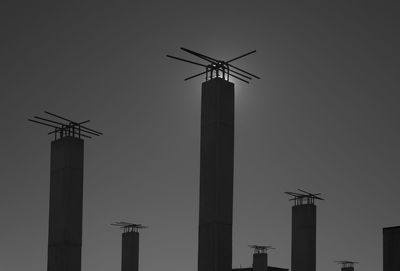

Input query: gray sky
[1,1,400,271]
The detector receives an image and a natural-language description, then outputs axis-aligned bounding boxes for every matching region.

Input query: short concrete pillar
[122,231,139,271]
[291,204,316,271]
[253,252,268,271]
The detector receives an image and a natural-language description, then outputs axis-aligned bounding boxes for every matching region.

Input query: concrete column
[198,78,234,271]
[253,253,268,271]
[122,231,139,271]
[47,136,84,271]
[291,204,316,271]
[383,226,400,271]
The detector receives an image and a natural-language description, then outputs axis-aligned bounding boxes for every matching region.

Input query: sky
[1,1,400,271]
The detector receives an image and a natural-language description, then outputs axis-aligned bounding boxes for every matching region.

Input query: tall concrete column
[291,204,316,271]
[198,77,234,271]
[122,231,139,271]
[383,226,400,271]
[47,136,84,271]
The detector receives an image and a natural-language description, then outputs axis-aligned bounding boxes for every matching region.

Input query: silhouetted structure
[197,77,234,271]
[285,189,323,271]
[249,245,274,271]
[232,246,287,271]
[29,111,101,271]
[383,226,400,271]
[168,48,259,271]
[233,267,288,271]
[335,260,358,271]
[112,222,147,271]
